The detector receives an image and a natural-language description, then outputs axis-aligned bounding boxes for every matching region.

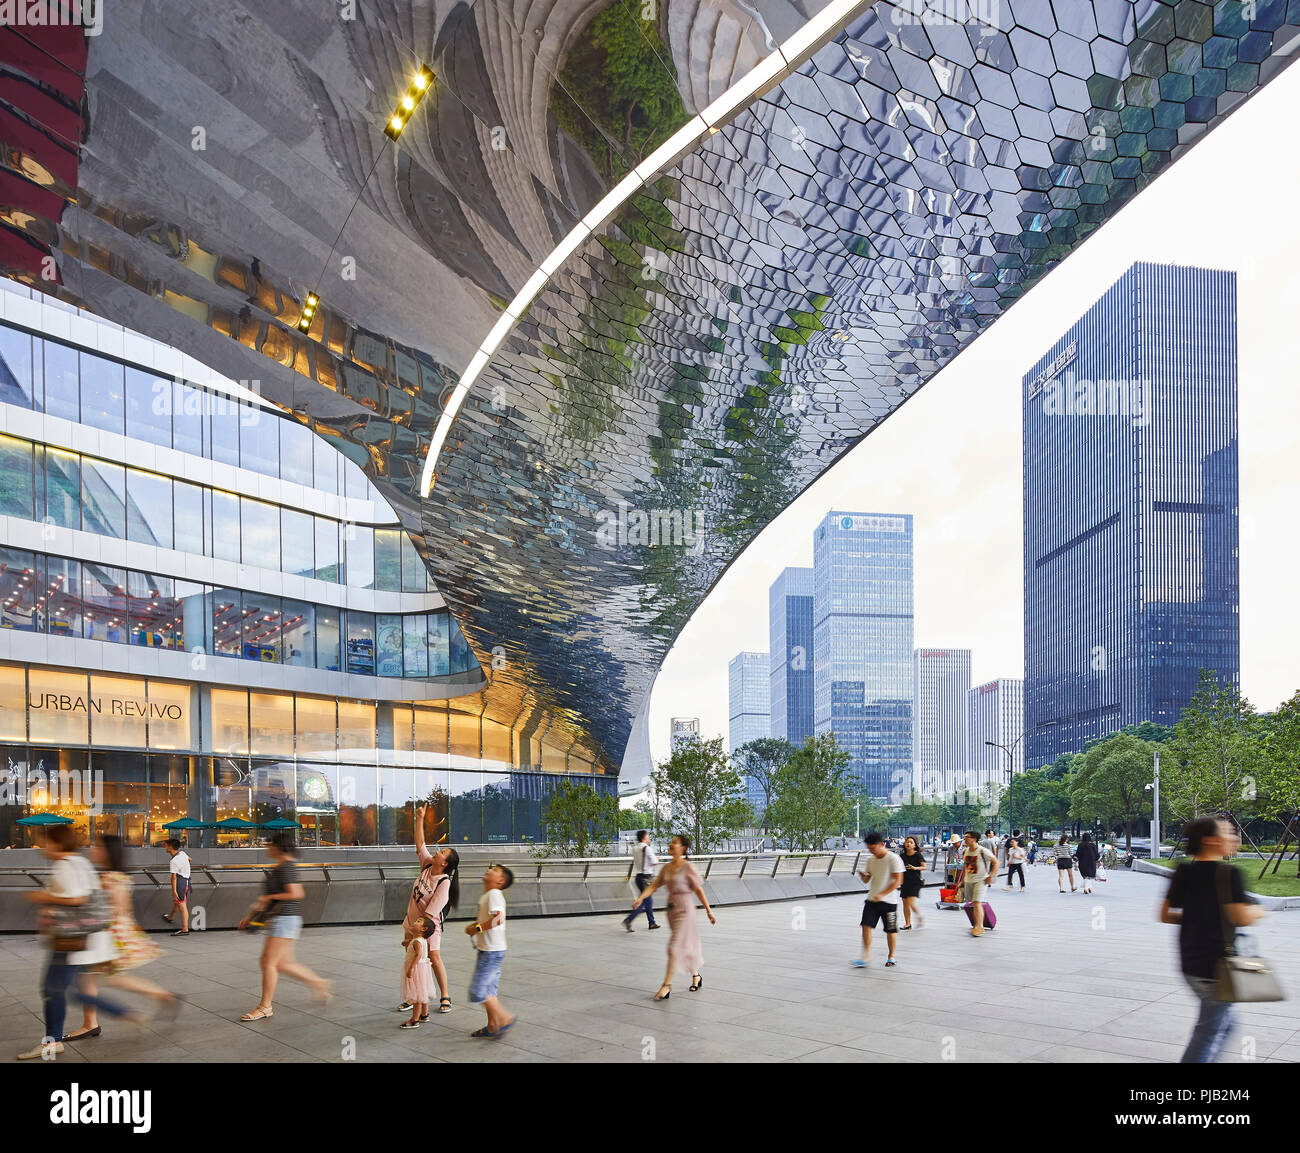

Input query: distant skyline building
[812,511,914,802]
[1023,263,1239,767]
[966,678,1025,796]
[728,652,770,814]
[913,648,971,799]
[769,567,815,750]
[669,716,700,753]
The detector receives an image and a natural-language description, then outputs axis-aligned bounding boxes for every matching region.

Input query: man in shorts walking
[961,830,998,936]
[161,838,191,935]
[853,833,904,968]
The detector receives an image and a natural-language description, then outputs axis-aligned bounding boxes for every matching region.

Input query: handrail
[0,849,946,881]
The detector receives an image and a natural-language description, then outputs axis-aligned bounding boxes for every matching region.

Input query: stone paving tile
[0,869,1296,1062]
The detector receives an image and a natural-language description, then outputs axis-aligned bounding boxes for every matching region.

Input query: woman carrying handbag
[1159,816,1280,1063]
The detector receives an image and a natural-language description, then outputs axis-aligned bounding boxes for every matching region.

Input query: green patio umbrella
[16,813,74,825]
[213,817,258,829]
[161,818,209,830]
[261,818,301,829]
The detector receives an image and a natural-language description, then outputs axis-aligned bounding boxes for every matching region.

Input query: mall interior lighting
[384,64,434,141]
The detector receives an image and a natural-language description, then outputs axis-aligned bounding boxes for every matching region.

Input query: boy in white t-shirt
[161,839,192,935]
[854,833,905,968]
[463,864,515,1038]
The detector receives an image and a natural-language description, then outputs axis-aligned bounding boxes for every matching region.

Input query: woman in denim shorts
[238,835,331,1021]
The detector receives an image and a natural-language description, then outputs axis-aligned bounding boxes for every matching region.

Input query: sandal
[653,984,671,1001]
[471,1026,496,1038]
[437,997,452,1014]
[240,1006,273,1021]
[399,1020,421,1029]
[689,974,703,992]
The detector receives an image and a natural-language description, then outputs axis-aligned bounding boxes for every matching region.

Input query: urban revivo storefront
[0,661,612,849]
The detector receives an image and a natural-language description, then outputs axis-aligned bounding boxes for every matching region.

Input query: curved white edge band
[419,0,873,498]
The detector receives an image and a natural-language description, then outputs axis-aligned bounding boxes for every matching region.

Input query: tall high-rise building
[669,717,700,753]
[913,648,971,799]
[769,567,814,749]
[1023,263,1239,767]
[966,678,1025,797]
[728,652,769,814]
[812,511,914,801]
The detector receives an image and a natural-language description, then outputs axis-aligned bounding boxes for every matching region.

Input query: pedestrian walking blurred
[854,833,904,965]
[621,830,660,932]
[1160,817,1266,1062]
[63,834,179,1041]
[1004,838,1027,891]
[237,834,331,1020]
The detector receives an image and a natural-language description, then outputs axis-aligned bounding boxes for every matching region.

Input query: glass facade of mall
[812,511,914,802]
[1022,264,1240,767]
[0,287,611,847]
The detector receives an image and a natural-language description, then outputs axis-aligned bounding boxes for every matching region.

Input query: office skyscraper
[813,511,914,801]
[769,567,815,749]
[728,652,770,815]
[1023,263,1239,767]
[966,678,1025,797]
[913,648,971,799]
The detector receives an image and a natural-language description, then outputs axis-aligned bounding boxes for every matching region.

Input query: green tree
[1168,670,1260,822]
[855,798,893,837]
[1068,732,1154,850]
[939,789,983,831]
[1255,691,1300,876]
[732,737,795,829]
[894,794,942,829]
[768,734,856,850]
[617,799,655,833]
[649,735,753,853]
[538,780,619,857]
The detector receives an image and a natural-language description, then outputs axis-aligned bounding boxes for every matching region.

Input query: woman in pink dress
[399,916,437,1028]
[629,834,716,1000]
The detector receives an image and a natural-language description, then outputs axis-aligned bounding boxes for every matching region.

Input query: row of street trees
[992,672,1300,875]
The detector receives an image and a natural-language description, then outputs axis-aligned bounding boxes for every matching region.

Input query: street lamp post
[986,735,1026,836]
[855,799,860,840]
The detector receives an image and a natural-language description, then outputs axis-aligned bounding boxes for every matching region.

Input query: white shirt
[169,851,191,879]
[474,889,506,952]
[632,841,658,874]
[1008,847,1027,864]
[48,855,113,966]
[862,850,904,905]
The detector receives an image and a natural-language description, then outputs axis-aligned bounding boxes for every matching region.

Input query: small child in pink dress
[400,916,437,1028]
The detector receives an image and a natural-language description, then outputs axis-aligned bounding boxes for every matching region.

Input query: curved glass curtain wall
[0,321,434,592]
[0,545,475,678]
[0,431,430,591]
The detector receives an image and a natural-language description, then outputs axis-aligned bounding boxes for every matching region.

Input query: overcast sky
[647,61,1300,767]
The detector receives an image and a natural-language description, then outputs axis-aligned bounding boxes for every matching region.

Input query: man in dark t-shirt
[1160,817,1264,1063]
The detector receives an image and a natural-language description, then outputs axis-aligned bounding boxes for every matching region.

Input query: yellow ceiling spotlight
[384,64,435,140]
[297,291,319,333]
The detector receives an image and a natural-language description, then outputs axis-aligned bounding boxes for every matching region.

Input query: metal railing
[0,849,951,889]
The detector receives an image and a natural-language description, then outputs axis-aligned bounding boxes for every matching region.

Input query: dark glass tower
[769,567,815,750]
[1023,263,1239,768]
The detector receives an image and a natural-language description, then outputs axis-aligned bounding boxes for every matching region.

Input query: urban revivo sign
[27,692,184,721]
[1028,339,1077,399]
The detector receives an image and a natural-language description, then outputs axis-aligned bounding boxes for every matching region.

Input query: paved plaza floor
[2,865,1298,1063]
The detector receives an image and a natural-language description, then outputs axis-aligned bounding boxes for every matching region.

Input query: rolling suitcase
[963,901,997,929]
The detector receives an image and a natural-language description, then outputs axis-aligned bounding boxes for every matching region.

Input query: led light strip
[418,0,873,497]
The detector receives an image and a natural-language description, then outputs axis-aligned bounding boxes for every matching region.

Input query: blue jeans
[42,953,78,1042]
[1181,975,1234,1063]
[625,874,658,927]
